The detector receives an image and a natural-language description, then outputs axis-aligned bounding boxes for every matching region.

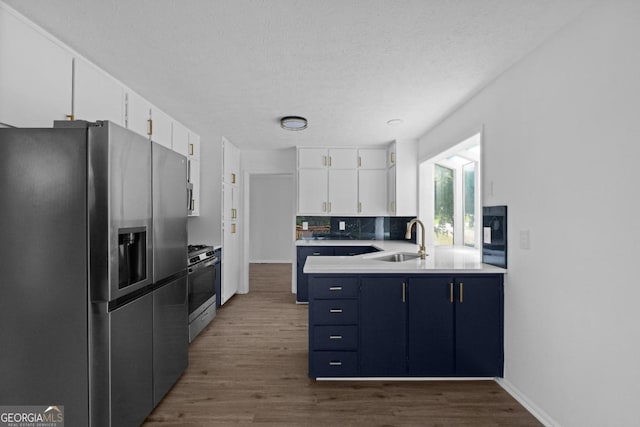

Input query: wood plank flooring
[144,263,541,426]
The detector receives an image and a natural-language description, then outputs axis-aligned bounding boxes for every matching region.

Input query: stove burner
[188,244,209,252]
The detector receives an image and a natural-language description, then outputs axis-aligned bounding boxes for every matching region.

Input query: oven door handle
[201,259,216,268]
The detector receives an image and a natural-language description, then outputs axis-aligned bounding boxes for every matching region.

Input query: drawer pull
[313,252,321,255]
[329,361,343,366]
[329,335,343,340]
[329,286,342,291]
[329,309,343,313]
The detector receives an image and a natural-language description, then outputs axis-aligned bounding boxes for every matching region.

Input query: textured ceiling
[4,0,593,149]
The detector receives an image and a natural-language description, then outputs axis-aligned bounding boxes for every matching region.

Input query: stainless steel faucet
[405,218,427,259]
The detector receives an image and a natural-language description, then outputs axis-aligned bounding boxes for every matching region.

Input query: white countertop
[298,240,506,274]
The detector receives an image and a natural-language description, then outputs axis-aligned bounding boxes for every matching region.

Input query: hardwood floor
[144,263,541,426]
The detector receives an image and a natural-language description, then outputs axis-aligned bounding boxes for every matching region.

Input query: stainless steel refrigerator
[0,121,188,426]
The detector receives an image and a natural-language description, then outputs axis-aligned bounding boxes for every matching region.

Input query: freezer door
[89,121,153,302]
[152,142,188,280]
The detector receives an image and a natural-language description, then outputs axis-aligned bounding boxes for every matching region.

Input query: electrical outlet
[339,221,346,231]
[302,222,309,231]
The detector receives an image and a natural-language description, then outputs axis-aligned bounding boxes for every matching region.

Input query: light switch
[520,230,530,250]
[302,221,309,231]
[339,221,346,231]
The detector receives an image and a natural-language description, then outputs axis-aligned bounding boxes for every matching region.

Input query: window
[434,164,454,245]
[463,162,475,247]
[420,131,481,248]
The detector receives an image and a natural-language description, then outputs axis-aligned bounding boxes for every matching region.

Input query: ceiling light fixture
[280,116,308,131]
[387,119,404,127]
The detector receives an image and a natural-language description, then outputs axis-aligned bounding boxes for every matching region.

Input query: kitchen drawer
[310,299,358,325]
[312,325,358,350]
[309,276,359,299]
[297,246,333,263]
[310,351,358,377]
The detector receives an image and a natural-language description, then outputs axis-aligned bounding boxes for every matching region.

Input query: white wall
[418,1,640,425]
[249,174,295,262]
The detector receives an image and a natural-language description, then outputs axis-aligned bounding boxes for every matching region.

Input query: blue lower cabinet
[308,273,503,378]
[310,351,358,377]
[360,277,408,376]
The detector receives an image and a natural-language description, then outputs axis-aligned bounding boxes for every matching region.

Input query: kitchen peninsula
[302,242,505,379]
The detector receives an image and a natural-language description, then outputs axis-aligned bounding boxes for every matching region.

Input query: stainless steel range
[188,244,217,342]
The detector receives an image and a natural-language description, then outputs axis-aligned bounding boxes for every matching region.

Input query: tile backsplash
[296,216,417,242]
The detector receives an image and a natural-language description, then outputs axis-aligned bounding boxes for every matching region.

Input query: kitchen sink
[372,252,422,262]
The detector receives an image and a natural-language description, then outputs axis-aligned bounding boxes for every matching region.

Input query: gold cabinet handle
[231,223,237,234]
[358,156,362,167]
[322,155,327,167]
[329,309,343,313]
[358,202,362,213]
[329,286,342,291]
[66,114,74,121]
[147,118,153,136]
[459,282,464,303]
[328,156,332,167]
[450,283,454,303]
[390,152,395,164]
[402,282,406,303]
[231,172,236,184]
[188,143,194,156]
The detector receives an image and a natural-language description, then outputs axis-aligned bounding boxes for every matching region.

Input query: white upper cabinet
[358,148,387,169]
[358,169,388,215]
[126,91,172,149]
[188,132,201,160]
[298,148,328,168]
[298,169,328,214]
[298,148,358,169]
[127,92,152,139]
[73,58,124,125]
[388,140,418,216]
[150,107,172,149]
[171,120,189,157]
[0,7,72,127]
[328,148,358,169]
[328,169,358,214]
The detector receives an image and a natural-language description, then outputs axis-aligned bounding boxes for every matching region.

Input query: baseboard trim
[496,378,559,427]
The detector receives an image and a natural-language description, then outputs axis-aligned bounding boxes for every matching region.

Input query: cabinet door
[172,120,189,157]
[358,169,388,215]
[454,276,503,376]
[328,169,357,214]
[223,138,240,184]
[188,132,201,160]
[298,169,328,214]
[0,8,72,127]
[221,221,240,304]
[127,91,152,139]
[407,277,454,376]
[222,182,235,220]
[296,247,333,302]
[189,158,200,216]
[298,148,327,168]
[151,107,173,149]
[360,277,407,376]
[73,58,124,125]
[388,165,397,214]
[328,148,358,169]
[358,148,387,169]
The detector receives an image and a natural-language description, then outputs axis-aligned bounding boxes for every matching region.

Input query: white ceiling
[4,0,593,150]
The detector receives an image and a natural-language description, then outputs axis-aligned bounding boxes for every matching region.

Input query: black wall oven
[187,245,217,342]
